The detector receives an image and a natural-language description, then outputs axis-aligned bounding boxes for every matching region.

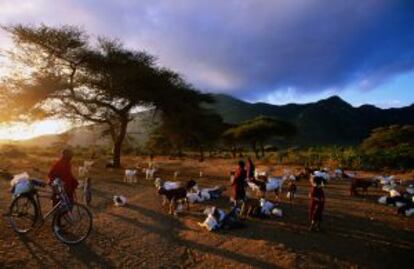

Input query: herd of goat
[75,161,414,231]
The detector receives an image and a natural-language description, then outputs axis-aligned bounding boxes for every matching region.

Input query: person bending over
[48,148,78,204]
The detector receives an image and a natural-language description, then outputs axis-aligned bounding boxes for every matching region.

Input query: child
[287,177,297,202]
[309,176,325,231]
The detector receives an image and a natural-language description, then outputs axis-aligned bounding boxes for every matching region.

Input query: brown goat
[350,178,378,196]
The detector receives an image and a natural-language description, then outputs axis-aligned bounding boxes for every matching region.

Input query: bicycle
[8,178,93,245]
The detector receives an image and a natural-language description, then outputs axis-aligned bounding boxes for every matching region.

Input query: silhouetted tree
[223,116,296,158]
[0,24,208,167]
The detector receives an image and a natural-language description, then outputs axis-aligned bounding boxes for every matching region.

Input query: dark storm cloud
[1,0,414,99]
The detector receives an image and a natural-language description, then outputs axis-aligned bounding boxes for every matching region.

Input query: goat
[247,176,286,201]
[350,178,378,196]
[173,171,180,180]
[286,179,297,202]
[78,161,94,180]
[154,177,182,190]
[113,195,127,207]
[335,168,355,180]
[294,167,314,182]
[145,168,157,180]
[157,180,196,215]
[154,178,183,206]
[124,169,138,183]
[186,186,225,204]
[376,175,397,187]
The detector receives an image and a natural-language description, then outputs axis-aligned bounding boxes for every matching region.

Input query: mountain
[209,94,414,146]
[8,94,414,148]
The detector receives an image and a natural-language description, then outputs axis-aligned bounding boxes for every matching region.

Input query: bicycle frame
[30,181,73,230]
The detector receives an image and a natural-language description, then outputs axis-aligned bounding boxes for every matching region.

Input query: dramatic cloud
[0,0,413,102]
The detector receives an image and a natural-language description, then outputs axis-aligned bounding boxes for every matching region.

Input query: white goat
[154,177,181,190]
[173,171,180,180]
[186,186,223,204]
[375,175,395,186]
[254,170,268,179]
[145,168,157,180]
[78,161,94,179]
[247,176,286,200]
[113,195,127,207]
[124,169,138,183]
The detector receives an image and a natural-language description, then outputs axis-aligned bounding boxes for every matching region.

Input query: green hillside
[209,94,414,146]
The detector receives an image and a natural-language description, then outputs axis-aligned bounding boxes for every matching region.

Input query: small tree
[223,116,296,158]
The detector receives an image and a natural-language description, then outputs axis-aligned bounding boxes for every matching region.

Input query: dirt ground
[1,155,414,269]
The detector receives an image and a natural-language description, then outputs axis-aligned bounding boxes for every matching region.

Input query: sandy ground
[1,155,414,269]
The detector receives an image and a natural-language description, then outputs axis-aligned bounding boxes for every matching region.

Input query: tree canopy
[223,116,296,158]
[0,24,219,167]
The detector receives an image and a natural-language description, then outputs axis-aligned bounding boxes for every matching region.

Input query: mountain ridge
[208,94,414,146]
[4,94,414,147]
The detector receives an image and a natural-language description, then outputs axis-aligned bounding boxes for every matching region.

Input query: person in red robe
[48,148,78,204]
[309,176,325,231]
[231,160,247,207]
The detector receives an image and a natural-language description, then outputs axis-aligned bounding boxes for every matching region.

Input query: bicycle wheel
[52,203,93,245]
[9,194,38,234]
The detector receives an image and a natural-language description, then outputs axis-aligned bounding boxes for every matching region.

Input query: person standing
[246,157,255,180]
[309,176,325,231]
[231,160,247,207]
[48,148,78,204]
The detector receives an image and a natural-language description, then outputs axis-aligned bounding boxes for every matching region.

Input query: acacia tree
[223,116,296,158]
[147,90,225,161]
[0,24,203,167]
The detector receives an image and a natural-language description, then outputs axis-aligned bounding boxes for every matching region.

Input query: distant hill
[11,110,159,148]
[7,94,414,148]
[208,94,414,146]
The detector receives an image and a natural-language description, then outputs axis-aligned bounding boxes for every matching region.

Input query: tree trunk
[177,146,183,158]
[231,146,236,158]
[199,145,204,162]
[259,141,265,158]
[238,146,244,158]
[111,118,128,168]
[112,141,122,168]
[252,141,259,159]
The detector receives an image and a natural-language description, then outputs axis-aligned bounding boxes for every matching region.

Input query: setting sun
[0,119,71,141]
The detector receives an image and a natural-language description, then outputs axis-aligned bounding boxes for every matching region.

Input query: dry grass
[0,149,413,268]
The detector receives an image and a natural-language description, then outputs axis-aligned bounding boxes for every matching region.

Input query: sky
[0,1,413,139]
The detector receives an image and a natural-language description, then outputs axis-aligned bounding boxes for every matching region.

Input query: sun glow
[0,119,72,141]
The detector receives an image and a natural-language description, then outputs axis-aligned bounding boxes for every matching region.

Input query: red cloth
[48,158,78,202]
[232,167,247,201]
[309,186,325,222]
